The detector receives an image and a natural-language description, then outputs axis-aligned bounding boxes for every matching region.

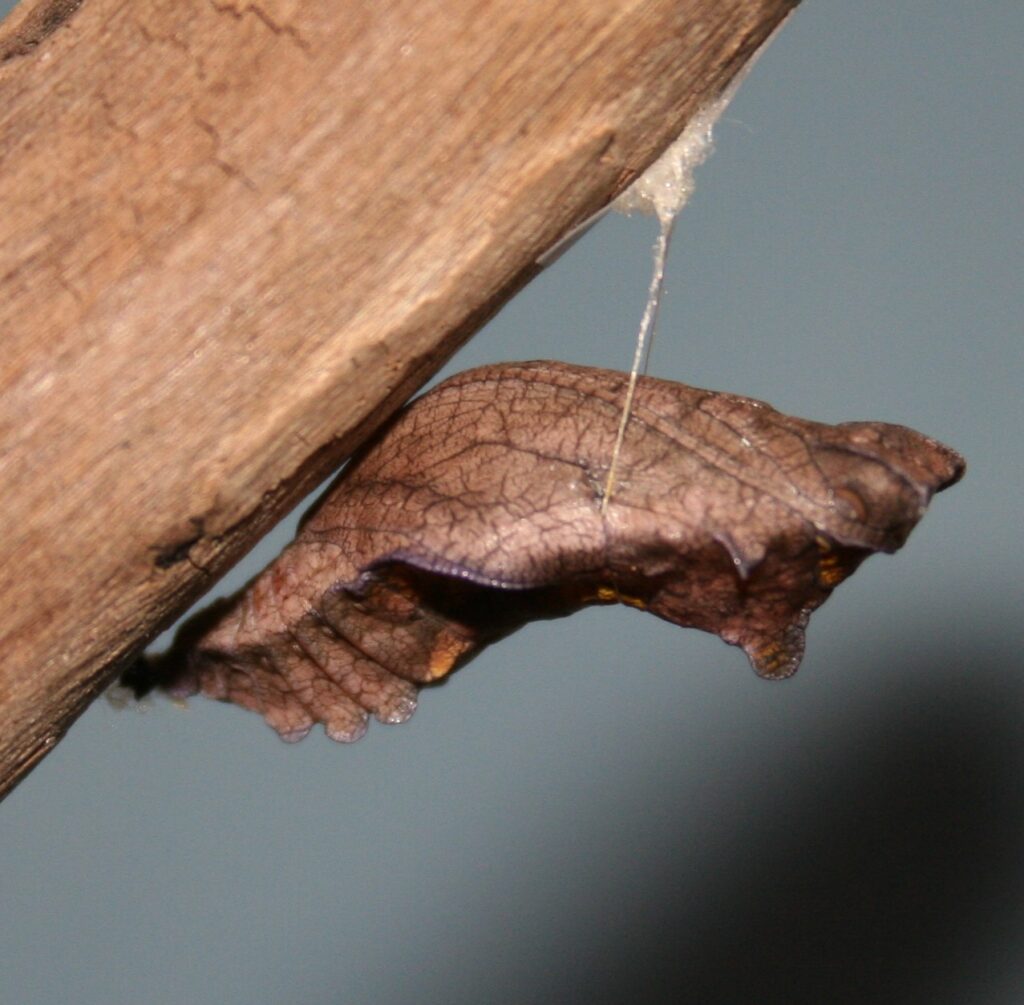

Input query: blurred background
[2,3,1021,1003]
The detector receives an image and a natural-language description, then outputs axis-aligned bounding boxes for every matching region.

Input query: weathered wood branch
[0,0,798,797]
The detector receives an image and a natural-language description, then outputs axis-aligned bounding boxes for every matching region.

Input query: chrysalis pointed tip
[744,621,807,680]
[374,694,418,725]
[276,723,313,744]
[325,715,369,744]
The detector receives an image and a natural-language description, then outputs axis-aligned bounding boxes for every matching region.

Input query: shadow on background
[387,630,1024,1005]
[576,648,1023,1004]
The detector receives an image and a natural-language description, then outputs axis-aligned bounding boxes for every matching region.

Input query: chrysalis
[127,362,963,743]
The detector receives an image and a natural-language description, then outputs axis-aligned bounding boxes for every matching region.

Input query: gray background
[2,3,1022,1003]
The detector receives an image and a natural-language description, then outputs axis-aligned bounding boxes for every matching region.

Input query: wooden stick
[0,0,798,797]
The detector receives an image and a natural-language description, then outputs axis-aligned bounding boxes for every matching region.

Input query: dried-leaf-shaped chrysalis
[127,362,964,743]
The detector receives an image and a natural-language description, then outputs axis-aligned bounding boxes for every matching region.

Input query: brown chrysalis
[127,361,964,742]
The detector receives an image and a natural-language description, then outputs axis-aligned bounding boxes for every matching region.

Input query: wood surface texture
[0,0,798,797]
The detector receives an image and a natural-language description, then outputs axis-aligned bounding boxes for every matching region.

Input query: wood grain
[0,0,798,797]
